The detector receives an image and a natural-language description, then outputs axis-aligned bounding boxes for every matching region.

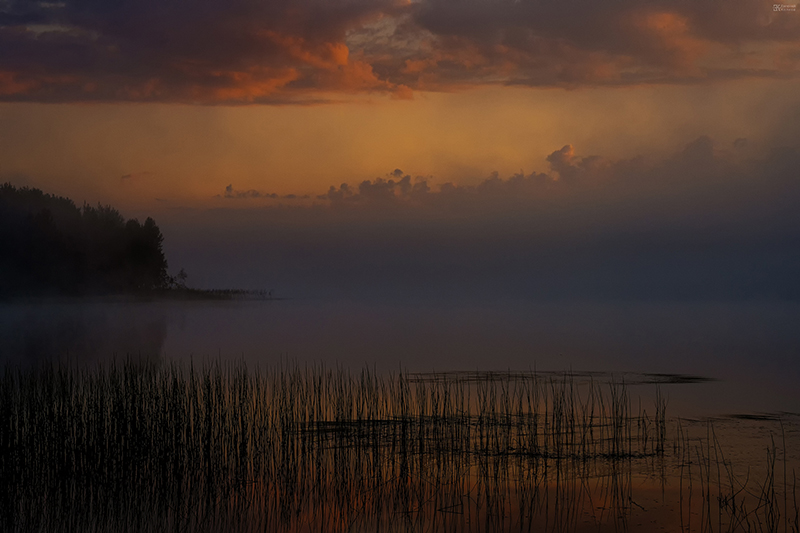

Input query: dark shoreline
[0,288,286,304]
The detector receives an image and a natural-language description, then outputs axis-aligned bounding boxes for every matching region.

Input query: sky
[1,0,799,300]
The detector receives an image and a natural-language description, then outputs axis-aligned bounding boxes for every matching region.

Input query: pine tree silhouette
[0,183,170,296]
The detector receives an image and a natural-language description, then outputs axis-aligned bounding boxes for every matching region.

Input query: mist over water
[2,0,799,524]
[3,297,799,418]
[0,300,167,366]
[3,127,800,533]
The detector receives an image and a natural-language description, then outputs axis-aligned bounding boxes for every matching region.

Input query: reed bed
[0,361,795,532]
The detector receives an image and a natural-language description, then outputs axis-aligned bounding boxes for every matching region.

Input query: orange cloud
[391,84,414,99]
[628,11,709,72]
[0,0,797,103]
[209,69,300,102]
[263,32,350,70]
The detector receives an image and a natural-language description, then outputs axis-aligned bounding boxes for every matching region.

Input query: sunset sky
[2,0,799,298]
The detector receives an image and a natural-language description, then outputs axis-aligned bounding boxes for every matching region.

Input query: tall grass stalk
[0,361,795,532]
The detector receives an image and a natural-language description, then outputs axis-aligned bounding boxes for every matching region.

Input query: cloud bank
[176,136,800,302]
[0,0,798,103]
[225,136,800,226]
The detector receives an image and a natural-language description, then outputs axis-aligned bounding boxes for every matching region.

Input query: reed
[0,361,794,532]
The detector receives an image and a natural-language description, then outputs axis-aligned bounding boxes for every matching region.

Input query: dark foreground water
[1,298,799,532]
[2,363,799,533]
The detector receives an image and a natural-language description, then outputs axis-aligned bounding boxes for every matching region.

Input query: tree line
[0,183,172,297]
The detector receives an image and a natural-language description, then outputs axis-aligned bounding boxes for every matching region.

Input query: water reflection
[2,364,797,532]
[0,300,167,366]
[1,298,799,416]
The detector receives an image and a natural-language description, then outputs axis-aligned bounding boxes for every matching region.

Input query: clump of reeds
[0,361,794,533]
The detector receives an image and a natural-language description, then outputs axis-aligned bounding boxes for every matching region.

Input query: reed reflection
[2,363,797,532]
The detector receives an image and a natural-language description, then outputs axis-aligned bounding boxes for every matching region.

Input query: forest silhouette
[0,183,170,297]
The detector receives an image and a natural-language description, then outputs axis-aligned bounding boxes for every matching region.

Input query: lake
[2,297,799,532]
[2,297,799,418]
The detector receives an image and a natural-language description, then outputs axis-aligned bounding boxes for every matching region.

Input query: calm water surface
[2,297,798,418]
[2,297,800,532]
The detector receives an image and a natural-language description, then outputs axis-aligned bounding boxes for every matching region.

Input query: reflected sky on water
[1,297,798,418]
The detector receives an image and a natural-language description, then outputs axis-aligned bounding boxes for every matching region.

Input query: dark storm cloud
[381,0,800,88]
[0,0,798,102]
[0,0,409,102]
